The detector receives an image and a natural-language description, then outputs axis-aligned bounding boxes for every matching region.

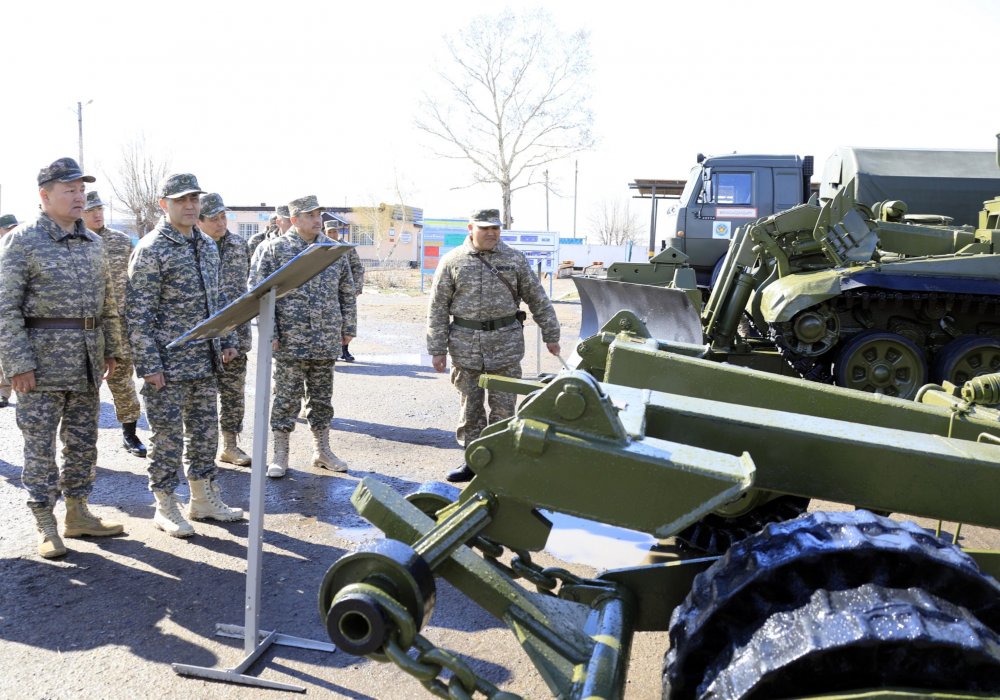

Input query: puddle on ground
[542,511,657,570]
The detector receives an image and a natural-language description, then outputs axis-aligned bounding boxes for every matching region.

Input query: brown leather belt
[24,316,100,330]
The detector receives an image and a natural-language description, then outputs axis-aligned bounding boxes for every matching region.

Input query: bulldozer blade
[573,276,703,344]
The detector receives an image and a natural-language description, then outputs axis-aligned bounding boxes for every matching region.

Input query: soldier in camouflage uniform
[248,205,291,261]
[0,158,124,558]
[82,191,147,458]
[198,192,252,467]
[249,195,357,478]
[126,173,243,538]
[427,208,561,482]
[0,214,19,409]
[323,219,364,362]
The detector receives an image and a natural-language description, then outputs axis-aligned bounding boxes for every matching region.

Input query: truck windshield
[681,166,701,204]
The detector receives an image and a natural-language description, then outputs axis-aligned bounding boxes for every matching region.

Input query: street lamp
[77,99,93,169]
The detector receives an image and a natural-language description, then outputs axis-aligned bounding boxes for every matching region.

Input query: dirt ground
[3,274,998,700]
[0,277,671,700]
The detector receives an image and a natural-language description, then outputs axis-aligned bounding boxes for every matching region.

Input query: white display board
[501,231,559,274]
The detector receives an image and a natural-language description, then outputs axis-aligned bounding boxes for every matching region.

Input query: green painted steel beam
[462,372,755,550]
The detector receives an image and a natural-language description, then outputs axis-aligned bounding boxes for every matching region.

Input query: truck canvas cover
[820,147,1000,226]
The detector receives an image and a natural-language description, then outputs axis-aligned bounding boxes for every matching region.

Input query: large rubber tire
[833,330,928,399]
[662,511,1000,700]
[699,583,1000,699]
[675,495,810,555]
[932,334,1000,386]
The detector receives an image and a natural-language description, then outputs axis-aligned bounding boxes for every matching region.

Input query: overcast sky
[1,0,998,236]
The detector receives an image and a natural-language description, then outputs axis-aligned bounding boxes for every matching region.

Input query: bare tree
[417,8,594,229]
[354,176,418,288]
[588,198,645,245]
[106,135,169,237]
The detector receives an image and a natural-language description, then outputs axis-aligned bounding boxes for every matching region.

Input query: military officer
[323,219,364,362]
[126,173,243,537]
[0,158,124,558]
[0,213,18,235]
[249,195,357,478]
[426,208,561,482]
[82,191,147,458]
[0,213,19,408]
[248,204,291,260]
[198,192,252,467]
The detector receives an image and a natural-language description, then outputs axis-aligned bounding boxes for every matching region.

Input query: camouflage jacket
[247,225,280,260]
[0,212,122,390]
[344,246,365,291]
[126,217,236,382]
[92,225,134,353]
[249,230,357,360]
[426,237,559,370]
[216,230,252,355]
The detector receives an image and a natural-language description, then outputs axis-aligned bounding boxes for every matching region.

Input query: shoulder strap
[473,253,518,303]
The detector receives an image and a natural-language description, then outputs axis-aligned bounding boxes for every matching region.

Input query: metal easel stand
[171,288,335,692]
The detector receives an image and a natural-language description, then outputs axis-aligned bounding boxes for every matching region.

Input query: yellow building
[226,203,423,266]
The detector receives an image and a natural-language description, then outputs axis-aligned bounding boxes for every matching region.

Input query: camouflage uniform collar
[39,211,94,242]
[463,235,509,256]
[155,216,204,245]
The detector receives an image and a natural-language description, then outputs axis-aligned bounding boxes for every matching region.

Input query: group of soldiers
[0,158,360,557]
[0,156,561,561]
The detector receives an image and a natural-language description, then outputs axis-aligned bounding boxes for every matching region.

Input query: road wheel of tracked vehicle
[674,494,810,555]
[932,335,1000,386]
[662,510,1000,700]
[833,330,927,399]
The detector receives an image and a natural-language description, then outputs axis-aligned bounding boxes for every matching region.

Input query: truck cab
[668,153,813,286]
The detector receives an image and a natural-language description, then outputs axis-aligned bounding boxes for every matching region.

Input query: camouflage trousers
[216,353,247,434]
[141,375,218,493]
[104,351,141,424]
[0,367,10,399]
[451,363,522,447]
[15,386,99,506]
[271,357,335,433]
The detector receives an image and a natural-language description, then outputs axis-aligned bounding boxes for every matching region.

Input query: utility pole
[77,99,93,169]
[544,169,550,232]
[572,160,578,237]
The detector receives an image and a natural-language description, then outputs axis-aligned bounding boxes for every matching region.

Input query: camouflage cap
[37,157,96,186]
[470,208,502,226]
[275,204,290,218]
[199,192,227,218]
[0,214,19,228]
[288,195,321,217]
[323,220,338,231]
[158,173,205,199]
[83,190,106,211]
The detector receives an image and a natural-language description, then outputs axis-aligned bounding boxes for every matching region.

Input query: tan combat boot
[153,491,195,538]
[188,479,244,521]
[63,496,124,537]
[267,430,290,478]
[219,431,251,467]
[30,504,67,559]
[311,427,347,472]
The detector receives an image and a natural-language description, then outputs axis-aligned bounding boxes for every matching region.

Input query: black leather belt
[25,316,100,330]
[452,315,518,331]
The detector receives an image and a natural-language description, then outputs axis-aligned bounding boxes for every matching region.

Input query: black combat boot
[341,344,355,362]
[446,463,474,483]
[122,421,147,458]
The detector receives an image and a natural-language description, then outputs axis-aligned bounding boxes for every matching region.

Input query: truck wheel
[833,330,927,399]
[932,335,1000,386]
[682,583,1000,699]
[662,510,1000,700]
[675,495,809,554]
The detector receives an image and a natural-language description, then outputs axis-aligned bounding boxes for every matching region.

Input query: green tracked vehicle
[576,172,1000,399]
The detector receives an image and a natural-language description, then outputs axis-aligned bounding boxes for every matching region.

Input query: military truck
[667,147,1000,285]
